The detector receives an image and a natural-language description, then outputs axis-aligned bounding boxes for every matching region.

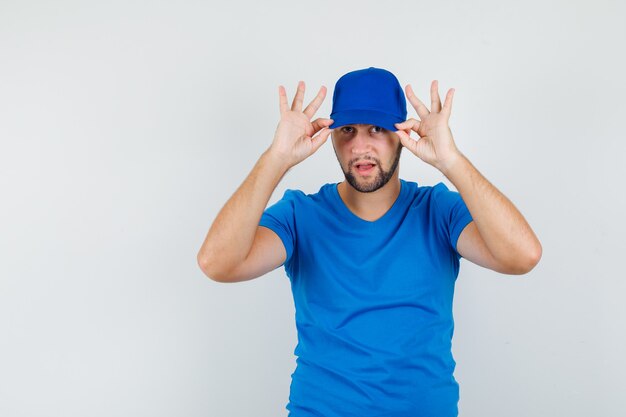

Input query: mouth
[354,162,376,175]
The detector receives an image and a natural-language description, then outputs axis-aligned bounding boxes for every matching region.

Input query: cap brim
[329,109,404,133]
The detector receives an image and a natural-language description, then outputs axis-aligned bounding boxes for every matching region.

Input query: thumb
[396,130,416,154]
[310,127,332,153]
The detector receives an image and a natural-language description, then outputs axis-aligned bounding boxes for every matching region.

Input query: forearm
[441,152,542,267]
[197,148,290,278]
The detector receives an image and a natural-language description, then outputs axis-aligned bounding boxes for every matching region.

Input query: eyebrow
[340,124,386,130]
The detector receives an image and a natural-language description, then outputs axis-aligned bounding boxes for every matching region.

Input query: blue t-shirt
[259,178,473,417]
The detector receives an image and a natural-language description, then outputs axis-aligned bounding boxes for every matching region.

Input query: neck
[337,171,402,221]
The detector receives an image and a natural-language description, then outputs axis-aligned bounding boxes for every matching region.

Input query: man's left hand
[394,80,462,174]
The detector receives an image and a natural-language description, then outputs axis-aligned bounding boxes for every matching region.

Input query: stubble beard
[339,142,403,193]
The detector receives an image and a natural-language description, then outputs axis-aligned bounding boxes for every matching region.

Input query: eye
[371,126,384,133]
[341,126,354,133]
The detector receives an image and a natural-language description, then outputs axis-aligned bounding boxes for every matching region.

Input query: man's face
[331,124,403,193]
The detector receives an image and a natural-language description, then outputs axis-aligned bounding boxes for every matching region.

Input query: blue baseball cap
[329,67,407,133]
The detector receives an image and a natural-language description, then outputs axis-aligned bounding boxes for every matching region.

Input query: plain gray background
[1,0,625,416]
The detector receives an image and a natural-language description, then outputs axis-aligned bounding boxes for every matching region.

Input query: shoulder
[401,179,446,208]
[431,181,455,195]
[280,188,305,200]
[429,181,463,207]
[273,187,309,205]
[400,178,453,196]
[283,183,335,201]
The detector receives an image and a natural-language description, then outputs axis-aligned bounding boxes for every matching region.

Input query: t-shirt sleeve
[432,182,474,259]
[258,189,297,268]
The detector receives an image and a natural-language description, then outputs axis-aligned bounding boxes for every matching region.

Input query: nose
[350,130,374,156]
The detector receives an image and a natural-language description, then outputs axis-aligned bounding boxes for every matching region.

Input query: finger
[431,80,442,113]
[291,80,305,112]
[394,118,421,134]
[396,129,417,155]
[405,84,430,120]
[311,117,334,133]
[303,86,328,120]
[442,88,455,119]
[310,127,332,153]
[278,85,288,115]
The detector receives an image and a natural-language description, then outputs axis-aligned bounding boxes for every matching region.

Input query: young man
[197,67,542,417]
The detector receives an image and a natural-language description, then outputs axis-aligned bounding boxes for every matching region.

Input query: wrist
[263,147,293,174]
[438,151,466,177]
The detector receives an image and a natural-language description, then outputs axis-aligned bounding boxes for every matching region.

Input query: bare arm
[196,149,290,280]
[197,81,334,280]
[396,80,542,273]
[444,153,542,273]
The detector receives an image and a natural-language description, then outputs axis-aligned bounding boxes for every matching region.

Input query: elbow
[510,243,543,275]
[197,255,229,282]
[526,241,543,272]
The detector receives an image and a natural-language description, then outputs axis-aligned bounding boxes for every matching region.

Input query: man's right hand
[267,81,334,169]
